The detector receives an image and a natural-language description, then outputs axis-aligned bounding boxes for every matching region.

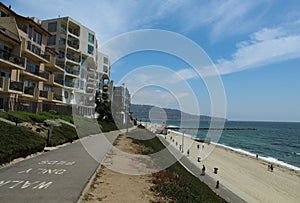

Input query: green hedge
[48,123,78,146]
[0,121,46,165]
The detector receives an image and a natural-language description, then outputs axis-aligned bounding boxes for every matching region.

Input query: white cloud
[175,68,198,80]
[215,25,300,75]
[177,0,271,42]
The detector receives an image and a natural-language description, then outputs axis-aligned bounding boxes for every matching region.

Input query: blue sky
[4,0,300,122]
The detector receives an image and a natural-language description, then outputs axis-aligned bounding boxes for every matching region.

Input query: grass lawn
[128,128,226,203]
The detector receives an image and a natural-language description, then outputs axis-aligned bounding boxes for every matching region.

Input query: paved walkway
[0,130,125,203]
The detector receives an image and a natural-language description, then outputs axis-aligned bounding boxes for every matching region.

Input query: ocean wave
[215,143,300,171]
[292,152,300,156]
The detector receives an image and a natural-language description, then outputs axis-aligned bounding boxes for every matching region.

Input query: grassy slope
[0,112,119,165]
[129,128,226,203]
[0,121,46,165]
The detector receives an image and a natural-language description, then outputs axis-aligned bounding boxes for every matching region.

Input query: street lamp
[181,130,185,153]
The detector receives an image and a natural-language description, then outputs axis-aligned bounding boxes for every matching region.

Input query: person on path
[187,149,190,156]
[201,165,206,175]
[216,180,219,189]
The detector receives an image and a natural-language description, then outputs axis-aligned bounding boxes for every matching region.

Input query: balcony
[67,35,79,50]
[65,81,75,88]
[53,93,63,101]
[45,55,64,72]
[38,72,50,80]
[65,66,79,76]
[39,90,52,100]
[0,77,2,89]
[24,86,39,98]
[54,78,64,86]
[66,53,80,64]
[9,81,23,92]
[0,50,25,68]
[22,40,50,63]
[68,22,80,37]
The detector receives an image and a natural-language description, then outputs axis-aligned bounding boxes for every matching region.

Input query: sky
[4,0,300,122]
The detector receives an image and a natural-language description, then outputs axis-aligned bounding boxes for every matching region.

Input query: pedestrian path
[157,135,248,203]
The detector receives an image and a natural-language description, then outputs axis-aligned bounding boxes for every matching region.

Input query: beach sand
[163,130,300,203]
[80,134,156,203]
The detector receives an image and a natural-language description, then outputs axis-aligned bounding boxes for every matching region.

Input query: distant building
[112,83,130,125]
[96,52,113,103]
[0,2,111,116]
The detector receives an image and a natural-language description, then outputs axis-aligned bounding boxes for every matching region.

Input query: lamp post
[126,110,132,133]
[181,130,185,153]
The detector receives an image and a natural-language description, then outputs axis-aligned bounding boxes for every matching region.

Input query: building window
[48,22,57,32]
[44,86,52,92]
[60,24,66,32]
[103,65,108,73]
[47,35,56,45]
[33,30,42,45]
[58,50,65,58]
[88,45,94,55]
[80,80,84,90]
[103,57,108,64]
[28,25,32,39]
[64,91,69,99]
[88,33,94,44]
[59,37,66,45]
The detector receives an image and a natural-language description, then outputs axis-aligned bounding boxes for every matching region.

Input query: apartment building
[41,17,99,116]
[0,3,111,116]
[112,83,131,125]
[0,3,66,113]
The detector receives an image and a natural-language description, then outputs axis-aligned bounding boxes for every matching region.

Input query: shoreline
[145,122,300,202]
[164,129,300,202]
[168,129,300,172]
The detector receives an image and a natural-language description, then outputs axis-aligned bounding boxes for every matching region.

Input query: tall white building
[42,17,101,116]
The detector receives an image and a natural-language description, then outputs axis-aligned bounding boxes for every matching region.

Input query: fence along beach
[145,122,300,203]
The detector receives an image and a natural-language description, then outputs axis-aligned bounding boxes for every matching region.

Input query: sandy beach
[161,129,300,203]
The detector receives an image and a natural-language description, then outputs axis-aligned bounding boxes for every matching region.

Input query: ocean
[165,120,300,171]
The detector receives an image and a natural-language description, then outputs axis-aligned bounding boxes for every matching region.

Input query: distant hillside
[130,104,226,121]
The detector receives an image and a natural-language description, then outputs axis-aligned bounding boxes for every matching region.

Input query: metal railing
[9,81,23,92]
[0,50,25,67]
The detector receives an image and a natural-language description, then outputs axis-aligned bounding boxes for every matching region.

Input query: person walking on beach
[270,164,274,172]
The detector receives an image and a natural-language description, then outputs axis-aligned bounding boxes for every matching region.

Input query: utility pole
[181,130,185,153]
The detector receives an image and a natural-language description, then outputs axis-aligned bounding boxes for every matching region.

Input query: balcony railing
[0,77,3,88]
[65,81,75,88]
[0,50,25,67]
[54,78,64,85]
[38,72,50,80]
[66,53,80,63]
[67,40,79,49]
[24,86,34,95]
[55,61,65,69]
[68,27,80,37]
[10,81,23,92]
[53,94,63,101]
[39,90,49,98]
[65,66,79,75]
[26,41,50,61]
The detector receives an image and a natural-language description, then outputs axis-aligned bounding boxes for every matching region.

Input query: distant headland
[130,104,227,122]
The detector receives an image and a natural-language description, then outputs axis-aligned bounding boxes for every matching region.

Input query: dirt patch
[80,134,157,203]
